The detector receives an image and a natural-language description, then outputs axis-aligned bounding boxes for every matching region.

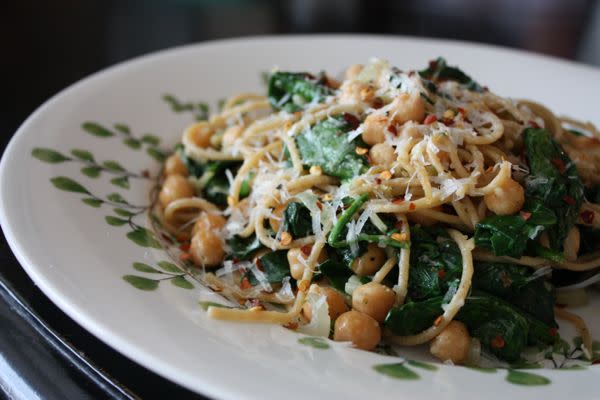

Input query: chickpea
[429,321,471,365]
[398,123,421,140]
[287,247,327,281]
[159,175,195,208]
[221,125,243,149]
[389,92,425,125]
[190,122,214,148]
[483,178,525,215]
[345,64,364,80]
[334,310,381,351]
[351,243,387,276]
[303,285,349,321]
[190,212,226,267]
[369,143,396,165]
[268,203,287,232]
[352,282,396,322]
[361,113,388,146]
[564,226,580,261]
[192,212,226,234]
[340,82,374,104]
[164,154,188,176]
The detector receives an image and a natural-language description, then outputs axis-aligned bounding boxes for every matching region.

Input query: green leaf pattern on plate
[298,337,330,349]
[505,370,551,386]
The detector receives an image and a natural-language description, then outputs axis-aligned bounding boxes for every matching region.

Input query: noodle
[155,58,599,365]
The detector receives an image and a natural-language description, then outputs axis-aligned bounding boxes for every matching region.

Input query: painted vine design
[31,92,600,387]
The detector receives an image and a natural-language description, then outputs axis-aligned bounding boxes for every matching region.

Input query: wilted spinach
[474,199,557,258]
[471,262,556,326]
[268,72,333,112]
[418,57,483,92]
[407,226,463,300]
[385,290,555,362]
[226,234,263,260]
[282,202,313,238]
[247,250,290,285]
[524,128,584,249]
[296,115,367,181]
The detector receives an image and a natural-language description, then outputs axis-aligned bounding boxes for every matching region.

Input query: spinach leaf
[199,161,241,206]
[175,144,204,177]
[471,262,556,326]
[282,202,313,238]
[474,215,531,258]
[296,115,367,181]
[474,199,556,258]
[248,250,290,285]
[418,57,483,92]
[226,234,263,260]
[385,291,555,362]
[318,258,353,291]
[268,72,332,112]
[524,128,584,249]
[408,226,463,300]
[384,297,442,336]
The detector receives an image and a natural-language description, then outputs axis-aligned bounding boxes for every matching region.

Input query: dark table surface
[2,1,600,399]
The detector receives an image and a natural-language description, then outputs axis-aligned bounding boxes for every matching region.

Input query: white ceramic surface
[1,35,600,400]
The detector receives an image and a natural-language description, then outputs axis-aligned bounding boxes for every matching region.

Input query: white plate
[1,35,600,400]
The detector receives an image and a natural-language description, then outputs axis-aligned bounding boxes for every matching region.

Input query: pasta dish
[156,58,599,365]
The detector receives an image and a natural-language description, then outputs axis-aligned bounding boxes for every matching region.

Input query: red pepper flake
[372,97,384,109]
[551,158,566,174]
[284,322,299,330]
[375,178,382,185]
[394,220,404,230]
[428,60,438,70]
[438,269,446,279]
[142,169,150,178]
[300,245,313,256]
[176,234,188,243]
[581,210,595,224]
[316,201,323,210]
[232,256,240,263]
[549,327,558,337]
[342,113,360,130]
[387,124,398,136]
[562,195,576,206]
[442,118,454,126]
[255,258,264,271]
[593,358,600,365]
[179,252,192,261]
[520,211,532,221]
[457,107,466,117]
[392,197,405,205]
[424,114,437,125]
[529,120,540,129]
[179,243,191,252]
[240,277,252,290]
[491,335,505,349]
[408,202,416,211]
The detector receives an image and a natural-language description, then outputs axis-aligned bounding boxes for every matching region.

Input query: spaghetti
[156,58,599,365]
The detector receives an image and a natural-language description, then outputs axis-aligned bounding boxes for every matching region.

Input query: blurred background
[3,0,600,149]
[1,1,600,398]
